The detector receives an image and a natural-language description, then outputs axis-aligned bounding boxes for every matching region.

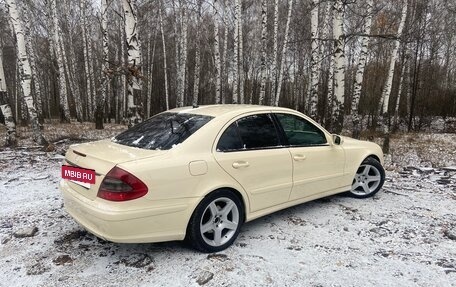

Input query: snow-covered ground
[0,126,455,287]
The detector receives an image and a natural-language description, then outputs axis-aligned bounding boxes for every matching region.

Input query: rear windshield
[112,112,213,150]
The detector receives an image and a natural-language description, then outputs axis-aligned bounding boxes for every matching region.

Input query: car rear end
[60,140,198,243]
[59,112,216,243]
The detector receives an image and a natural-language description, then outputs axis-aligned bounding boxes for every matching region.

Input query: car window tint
[216,124,243,152]
[236,114,280,149]
[276,113,327,146]
[112,112,213,150]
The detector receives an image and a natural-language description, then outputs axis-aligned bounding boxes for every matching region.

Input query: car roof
[168,104,296,118]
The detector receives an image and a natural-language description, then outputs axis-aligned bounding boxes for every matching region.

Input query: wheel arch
[365,154,381,164]
[185,185,249,236]
[201,186,248,222]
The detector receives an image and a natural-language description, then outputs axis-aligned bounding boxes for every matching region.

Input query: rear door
[274,113,345,201]
[213,113,293,212]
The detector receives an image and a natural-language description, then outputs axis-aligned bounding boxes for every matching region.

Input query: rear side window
[113,112,213,150]
[237,114,280,149]
[217,114,281,152]
[217,124,243,152]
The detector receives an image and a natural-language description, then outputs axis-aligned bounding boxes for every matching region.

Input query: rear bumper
[59,180,200,243]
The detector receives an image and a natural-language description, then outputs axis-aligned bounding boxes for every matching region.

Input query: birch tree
[176,2,188,107]
[122,0,142,126]
[80,0,94,120]
[237,0,244,104]
[393,52,408,129]
[0,47,17,147]
[214,0,222,104]
[258,0,268,105]
[308,0,320,118]
[192,0,202,106]
[380,0,408,153]
[274,0,293,107]
[379,0,408,116]
[232,0,240,103]
[270,0,279,105]
[5,0,46,145]
[221,0,229,104]
[350,0,374,138]
[51,0,71,123]
[23,8,43,121]
[60,0,83,123]
[324,2,335,126]
[97,0,109,129]
[147,29,157,118]
[159,1,169,110]
[331,0,345,132]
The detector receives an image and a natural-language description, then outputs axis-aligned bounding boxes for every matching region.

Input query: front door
[274,113,345,201]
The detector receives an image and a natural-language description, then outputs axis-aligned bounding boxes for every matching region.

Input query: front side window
[217,114,281,151]
[113,112,213,150]
[275,113,327,146]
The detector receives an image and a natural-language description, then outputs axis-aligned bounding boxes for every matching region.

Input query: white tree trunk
[308,0,320,117]
[123,0,142,126]
[394,55,408,127]
[97,0,109,129]
[237,0,244,104]
[258,0,268,105]
[351,0,373,134]
[331,0,345,131]
[270,0,279,105]
[0,47,17,146]
[59,0,83,122]
[379,0,408,116]
[221,0,229,104]
[51,0,70,123]
[176,2,188,107]
[120,17,127,118]
[5,0,46,145]
[22,7,43,120]
[274,0,293,107]
[61,34,83,123]
[324,1,335,125]
[214,0,222,104]
[80,0,93,120]
[193,0,202,106]
[159,2,169,110]
[232,0,240,103]
[147,30,157,118]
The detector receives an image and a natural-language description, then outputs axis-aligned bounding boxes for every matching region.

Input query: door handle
[232,161,250,169]
[293,154,307,161]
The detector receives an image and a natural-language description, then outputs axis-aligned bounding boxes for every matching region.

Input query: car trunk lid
[64,139,165,200]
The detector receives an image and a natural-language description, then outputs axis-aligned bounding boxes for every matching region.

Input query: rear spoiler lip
[65,159,103,176]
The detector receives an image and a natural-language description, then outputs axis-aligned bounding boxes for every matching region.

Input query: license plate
[62,165,96,188]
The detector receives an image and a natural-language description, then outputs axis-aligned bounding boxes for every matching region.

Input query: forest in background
[0,0,455,148]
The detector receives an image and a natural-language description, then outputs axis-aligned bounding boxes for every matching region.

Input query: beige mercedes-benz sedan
[59,105,385,252]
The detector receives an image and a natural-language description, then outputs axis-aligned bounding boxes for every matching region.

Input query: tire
[186,189,244,253]
[347,157,385,198]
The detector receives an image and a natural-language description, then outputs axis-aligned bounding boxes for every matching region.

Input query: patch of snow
[0,133,455,286]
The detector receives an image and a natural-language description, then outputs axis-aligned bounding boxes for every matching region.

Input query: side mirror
[333,134,343,145]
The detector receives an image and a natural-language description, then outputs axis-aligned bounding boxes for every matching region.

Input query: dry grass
[0,120,127,148]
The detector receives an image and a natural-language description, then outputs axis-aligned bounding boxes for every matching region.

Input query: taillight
[97,167,148,201]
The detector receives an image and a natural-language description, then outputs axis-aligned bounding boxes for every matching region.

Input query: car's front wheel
[348,157,385,198]
[186,189,244,253]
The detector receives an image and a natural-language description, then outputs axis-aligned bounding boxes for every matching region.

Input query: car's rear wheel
[186,189,244,253]
[347,157,385,198]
